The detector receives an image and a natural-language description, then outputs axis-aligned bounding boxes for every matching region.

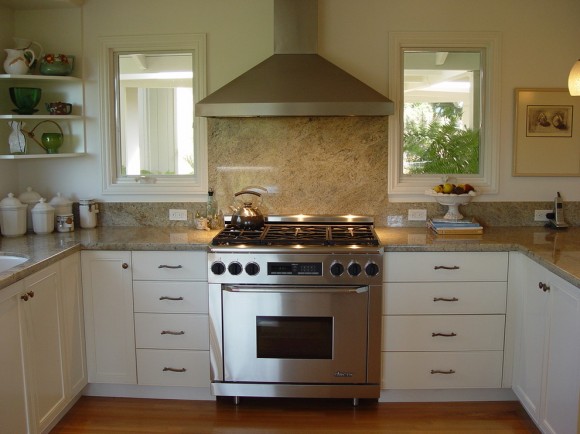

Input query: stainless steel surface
[195,0,393,117]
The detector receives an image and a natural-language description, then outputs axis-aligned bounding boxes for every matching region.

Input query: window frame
[99,34,208,199]
[388,32,501,199]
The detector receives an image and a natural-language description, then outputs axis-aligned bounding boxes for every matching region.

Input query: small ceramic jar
[56,214,74,233]
[0,193,28,237]
[78,199,99,228]
[31,198,55,234]
[49,193,73,223]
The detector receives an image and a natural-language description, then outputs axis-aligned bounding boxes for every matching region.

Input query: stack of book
[427,218,483,235]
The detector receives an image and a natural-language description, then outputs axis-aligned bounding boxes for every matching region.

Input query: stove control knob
[245,262,260,276]
[347,262,362,277]
[228,262,243,275]
[330,261,344,276]
[210,261,226,275]
[365,262,380,277]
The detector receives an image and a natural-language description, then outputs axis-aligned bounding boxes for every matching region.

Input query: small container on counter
[78,199,99,228]
[48,193,73,220]
[19,186,41,231]
[56,214,74,233]
[0,193,28,237]
[31,198,55,234]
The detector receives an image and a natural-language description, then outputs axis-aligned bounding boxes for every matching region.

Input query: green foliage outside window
[403,102,479,175]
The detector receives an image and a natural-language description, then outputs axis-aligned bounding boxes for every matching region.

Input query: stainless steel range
[208,215,383,404]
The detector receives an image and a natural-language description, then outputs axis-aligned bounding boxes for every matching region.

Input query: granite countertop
[0,225,579,291]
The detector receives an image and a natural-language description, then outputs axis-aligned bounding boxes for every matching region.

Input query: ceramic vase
[8,121,26,154]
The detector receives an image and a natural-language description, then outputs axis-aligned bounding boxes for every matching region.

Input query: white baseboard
[84,383,214,401]
[379,388,517,402]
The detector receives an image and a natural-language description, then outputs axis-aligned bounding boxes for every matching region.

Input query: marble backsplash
[95,117,579,228]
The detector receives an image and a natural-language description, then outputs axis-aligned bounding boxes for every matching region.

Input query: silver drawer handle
[432,332,457,337]
[160,330,185,335]
[159,296,184,301]
[163,367,187,373]
[158,264,183,269]
[434,265,460,270]
[433,297,459,302]
[430,369,456,375]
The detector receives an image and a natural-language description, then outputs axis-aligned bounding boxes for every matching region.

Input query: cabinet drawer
[384,282,507,314]
[384,252,508,282]
[132,251,207,281]
[136,349,209,387]
[134,313,209,350]
[383,315,505,351]
[382,351,503,389]
[133,281,208,314]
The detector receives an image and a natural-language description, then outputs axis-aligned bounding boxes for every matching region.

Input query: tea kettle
[230,190,265,230]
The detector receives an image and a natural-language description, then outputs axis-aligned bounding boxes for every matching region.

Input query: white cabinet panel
[132,251,207,281]
[136,349,209,387]
[133,281,208,314]
[134,313,209,350]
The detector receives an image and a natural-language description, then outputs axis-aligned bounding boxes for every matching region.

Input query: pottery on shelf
[3,48,36,74]
[41,132,63,154]
[8,121,27,154]
[9,87,42,114]
[39,53,74,76]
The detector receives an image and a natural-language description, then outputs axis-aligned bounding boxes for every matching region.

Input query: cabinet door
[511,254,548,421]
[0,282,30,434]
[59,252,87,397]
[540,274,580,434]
[21,264,67,433]
[81,251,136,384]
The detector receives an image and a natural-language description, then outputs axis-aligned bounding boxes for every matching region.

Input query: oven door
[222,285,369,384]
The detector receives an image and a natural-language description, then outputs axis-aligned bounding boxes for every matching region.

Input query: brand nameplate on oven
[268,262,322,276]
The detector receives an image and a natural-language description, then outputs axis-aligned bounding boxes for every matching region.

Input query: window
[388,32,500,198]
[100,34,207,199]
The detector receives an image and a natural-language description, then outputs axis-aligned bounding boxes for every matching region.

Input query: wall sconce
[568,59,580,95]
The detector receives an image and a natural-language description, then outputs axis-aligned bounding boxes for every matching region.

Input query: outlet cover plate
[534,210,551,222]
[408,209,427,221]
[169,209,188,221]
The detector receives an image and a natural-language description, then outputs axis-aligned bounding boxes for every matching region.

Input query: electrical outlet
[169,209,187,221]
[408,209,427,221]
[534,209,551,222]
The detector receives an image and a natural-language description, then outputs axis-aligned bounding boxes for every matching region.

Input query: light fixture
[568,59,580,96]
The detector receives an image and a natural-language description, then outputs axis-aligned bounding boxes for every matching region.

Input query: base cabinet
[511,252,580,434]
[0,253,86,434]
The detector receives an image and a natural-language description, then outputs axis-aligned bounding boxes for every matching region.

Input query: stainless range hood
[195,0,393,117]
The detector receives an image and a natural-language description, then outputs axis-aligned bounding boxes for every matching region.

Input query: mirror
[100,34,207,198]
[116,52,194,177]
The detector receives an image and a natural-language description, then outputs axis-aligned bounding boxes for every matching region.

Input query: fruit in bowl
[431,183,475,195]
[426,183,478,219]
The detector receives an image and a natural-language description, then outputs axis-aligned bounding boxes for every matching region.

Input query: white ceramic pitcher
[3,48,36,74]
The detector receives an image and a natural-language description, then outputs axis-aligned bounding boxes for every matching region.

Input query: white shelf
[0,74,81,82]
[0,114,82,120]
[0,152,86,160]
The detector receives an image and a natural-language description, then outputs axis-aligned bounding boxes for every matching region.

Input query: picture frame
[513,88,580,176]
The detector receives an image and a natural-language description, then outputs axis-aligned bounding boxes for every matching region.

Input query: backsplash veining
[96,117,579,227]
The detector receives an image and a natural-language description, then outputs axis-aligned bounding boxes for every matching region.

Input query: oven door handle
[224,285,368,294]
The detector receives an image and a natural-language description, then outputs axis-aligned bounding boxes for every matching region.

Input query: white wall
[4,0,580,202]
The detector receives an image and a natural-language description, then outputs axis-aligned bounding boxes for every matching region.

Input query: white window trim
[99,34,208,201]
[388,32,501,201]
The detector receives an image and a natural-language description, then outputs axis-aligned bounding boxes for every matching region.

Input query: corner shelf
[0,152,86,159]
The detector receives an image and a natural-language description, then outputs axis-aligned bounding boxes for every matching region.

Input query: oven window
[256,316,333,359]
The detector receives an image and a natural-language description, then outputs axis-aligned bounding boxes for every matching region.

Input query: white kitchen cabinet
[81,250,136,384]
[382,252,508,389]
[0,281,29,434]
[511,252,580,434]
[132,251,209,388]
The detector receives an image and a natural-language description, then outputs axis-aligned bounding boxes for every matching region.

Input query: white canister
[31,198,55,234]
[19,186,41,230]
[56,214,74,233]
[78,199,99,228]
[49,193,73,222]
[0,193,28,237]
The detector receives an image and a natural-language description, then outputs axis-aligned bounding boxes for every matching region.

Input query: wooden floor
[50,396,540,434]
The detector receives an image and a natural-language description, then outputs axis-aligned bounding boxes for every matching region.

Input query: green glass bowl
[9,87,42,114]
[41,133,63,154]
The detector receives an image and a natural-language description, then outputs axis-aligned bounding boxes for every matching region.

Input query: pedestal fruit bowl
[425,183,478,220]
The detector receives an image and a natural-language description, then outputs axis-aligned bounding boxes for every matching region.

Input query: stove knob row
[329,260,380,277]
[210,261,260,276]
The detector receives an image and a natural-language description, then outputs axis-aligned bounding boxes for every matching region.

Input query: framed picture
[514,88,580,176]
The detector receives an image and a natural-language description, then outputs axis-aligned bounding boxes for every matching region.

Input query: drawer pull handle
[122,263,129,269]
[432,332,457,337]
[430,369,456,375]
[20,292,34,301]
[434,265,460,270]
[160,330,185,335]
[433,297,459,302]
[158,264,183,269]
[163,367,187,373]
[159,296,184,301]
[538,282,550,292]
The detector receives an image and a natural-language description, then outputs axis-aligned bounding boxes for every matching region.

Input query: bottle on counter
[206,188,223,229]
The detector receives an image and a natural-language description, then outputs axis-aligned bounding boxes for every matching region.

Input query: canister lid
[19,186,41,204]
[0,193,27,209]
[48,192,72,206]
[31,198,55,214]
[79,199,96,205]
